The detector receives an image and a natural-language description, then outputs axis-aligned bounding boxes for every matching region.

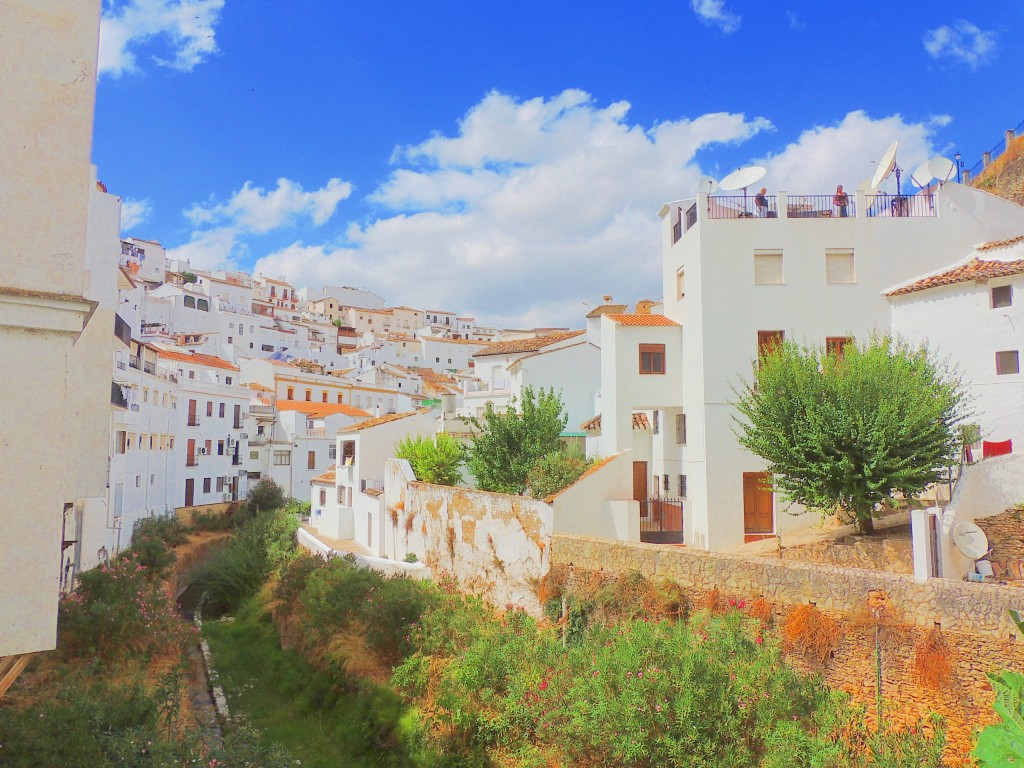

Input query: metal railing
[706,195,777,219]
[360,479,384,493]
[128,354,140,370]
[143,360,156,375]
[864,193,936,218]
[465,378,511,393]
[786,195,856,218]
[639,498,684,544]
[187,416,201,427]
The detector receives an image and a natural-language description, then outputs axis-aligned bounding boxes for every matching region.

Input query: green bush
[396,433,466,486]
[526,444,592,499]
[234,478,288,525]
[189,508,232,532]
[124,514,189,575]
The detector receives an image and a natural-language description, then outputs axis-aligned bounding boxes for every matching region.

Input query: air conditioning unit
[222,492,232,501]
[199,447,209,455]
[227,438,235,448]
[240,432,249,440]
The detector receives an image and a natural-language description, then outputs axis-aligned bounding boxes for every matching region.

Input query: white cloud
[254,90,772,327]
[167,226,240,271]
[99,0,225,78]
[120,198,152,230]
[755,110,942,195]
[185,177,352,234]
[690,0,741,33]
[923,20,996,69]
[786,11,804,31]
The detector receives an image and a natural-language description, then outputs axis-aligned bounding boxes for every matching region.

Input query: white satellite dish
[928,156,956,183]
[952,521,990,560]
[720,165,767,192]
[871,141,899,189]
[911,159,934,188]
[698,175,719,195]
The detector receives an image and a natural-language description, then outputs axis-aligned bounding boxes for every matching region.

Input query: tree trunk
[858,513,876,535]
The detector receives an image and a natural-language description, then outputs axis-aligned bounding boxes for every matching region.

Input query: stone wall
[552,533,1024,764]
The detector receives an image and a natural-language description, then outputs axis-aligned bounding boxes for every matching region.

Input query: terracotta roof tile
[156,348,239,371]
[579,413,650,432]
[607,314,680,327]
[885,258,1024,297]
[339,410,423,432]
[633,412,651,429]
[246,382,273,392]
[585,304,628,318]
[311,466,337,484]
[472,330,584,357]
[978,235,1024,252]
[277,401,372,419]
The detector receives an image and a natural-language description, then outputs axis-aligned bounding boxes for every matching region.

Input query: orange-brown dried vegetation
[782,603,841,665]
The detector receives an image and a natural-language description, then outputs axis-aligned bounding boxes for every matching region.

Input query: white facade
[889,239,1024,451]
[661,182,1024,551]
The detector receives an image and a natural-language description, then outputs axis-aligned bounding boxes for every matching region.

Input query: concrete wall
[552,452,639,541]
[0,0,103,656]
[939,453,1024,579]
[385,459,553,614]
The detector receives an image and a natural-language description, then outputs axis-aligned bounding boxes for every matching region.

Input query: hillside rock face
[972,135,1024,206]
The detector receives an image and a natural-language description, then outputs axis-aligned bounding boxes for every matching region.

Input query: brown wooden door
[187,398,197,426]
[743,472,773,533]
[632,461,648,501]
[186,438,196,466]
[184,478,195,507]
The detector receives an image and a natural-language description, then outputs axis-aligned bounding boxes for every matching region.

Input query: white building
[659,182,1024,551]
[0,0,110,658]
[888,236,1024,453]
[312,411,438,554]
[158,349,251,507]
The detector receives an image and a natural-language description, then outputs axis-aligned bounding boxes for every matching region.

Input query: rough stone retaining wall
[552,533,1024,765]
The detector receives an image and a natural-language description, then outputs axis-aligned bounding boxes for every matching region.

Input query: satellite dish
[720,165,767,192]
[698,175,719,195]
[911,160,934,188]
[871,141,899,189]
[928,156,956,183]
[952,521,990,560]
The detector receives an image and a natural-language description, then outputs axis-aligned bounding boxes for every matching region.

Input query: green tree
[733,336,967,534]
[181,271,198,284]
[527,444,593,499]
[467,386,568,495]
[395,433,466,486]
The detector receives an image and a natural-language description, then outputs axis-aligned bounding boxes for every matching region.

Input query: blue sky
[93,1,1024,328]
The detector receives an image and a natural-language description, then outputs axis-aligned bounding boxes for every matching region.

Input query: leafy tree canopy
[467,386,568,495]
[395,433,466,486]
[526,444,594,500]
[733,336,967,534]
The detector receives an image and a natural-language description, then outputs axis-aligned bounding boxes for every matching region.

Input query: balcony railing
[864,193,936,218]
[128,354,141,370]
[187,416,201,427]
[360,479,384,493]
[465,378,510,394]
[706,195,777,219]
[249,404,276,417]
[186,458,199,467]
[639,498,684,544]
[787,195,857,219]
[306,428,326,438]
[248,434,270,446]
[231,454,243,466]
[143,360,156,375]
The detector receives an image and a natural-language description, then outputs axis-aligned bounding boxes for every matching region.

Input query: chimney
[602,295,613,303]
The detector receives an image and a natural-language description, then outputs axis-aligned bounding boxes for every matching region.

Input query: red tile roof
[978,235,1024,253]
[277,401,372,419]
[156,348,239,371]
[472,330,584,357]
[339,410,425,432]
[311,466,337,484]
[579,412,650,431]
[885,258,1024,297]
[585,304,628,319]
[607,314,680,327]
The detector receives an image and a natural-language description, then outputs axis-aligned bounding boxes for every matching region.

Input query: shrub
[782,603,841,665]
[913,628,953,689]
[189,508,232,532]
[125,514,189,575]
[525,445,592,499]
[973,670,1024,766]
[395,433,465,486]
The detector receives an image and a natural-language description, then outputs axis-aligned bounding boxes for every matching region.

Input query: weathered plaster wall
[385,459,552,614]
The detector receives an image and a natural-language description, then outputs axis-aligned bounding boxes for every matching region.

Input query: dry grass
[325,622,392,684]
[782,603,841,664]
[914,628,954,689]
[703,586,723,613]
[849,589,907,651]
[748,596,773,626]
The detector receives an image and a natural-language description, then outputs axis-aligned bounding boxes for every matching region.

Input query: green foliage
[286,497,312,518]
[396,433,466,486]
[125,514,189,575]
[189,508,232,532]
[526,444,593,499]
[181,270,198,283]
[58,551,190,661]
[733,337,967,533]
[190,508,299,617]
[238,478,288,523]
[467,386,568,495]
[973,670,1024,766]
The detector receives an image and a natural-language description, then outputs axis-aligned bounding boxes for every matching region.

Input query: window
[993,285,1013,308]
[250,450,259,459]
[226,376,232,385]
[136,475,142,488]
[639,343,666,375]
[308,450,316,470]
[262,344,273,352]
[757,330,784,359]
[676,268,686,299]
[329,445,337,460]
[338,487,345,504]
[676,413,687,445]
[150,474,156,485]
[305,389,312,401]
[115,431,127,454]
[216,477,225,492]
[142,387,149,403]
[227,336,233,344]
[205,439,212,454]
[825,249,856,284]
[219,402,225,418]
[273,451,291,466]
[337,393,343,403]
[679,475,688,498]
[203,478,212,493]
[754,250,784,285]
[217,440,225,456]
[663,475,670,492]
[652,410,660,435]
[183,295,196,308]
[996,350,1020,375]
[322,392,328,403]
[206,401,213,417]
[652,475,660,498]
[287,387,294,400]
[197,299,209,311]
[319,489,327,505]
[826,336,854,359]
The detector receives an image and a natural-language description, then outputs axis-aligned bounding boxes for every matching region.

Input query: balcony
[143,360,156,375]
[128,354,141,370]
[360,479,384,493]
[702,191,935,222]
[111,382,128,409]
[187,416,201,427]
[306,428,326,438]
[232,453,243,466]
[465,378,510,394]
[249,404,276,417]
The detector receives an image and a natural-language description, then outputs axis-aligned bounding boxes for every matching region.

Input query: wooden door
[742,472,773,533]
[184,478,195,507]
[187,398,197,425]
[632,461,648,501]
[186,438,196,466]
